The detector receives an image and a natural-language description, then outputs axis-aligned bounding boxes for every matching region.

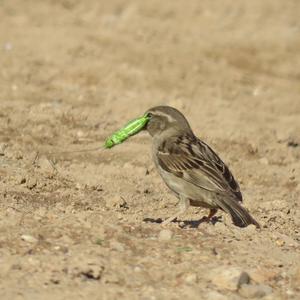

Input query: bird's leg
[202,208,217,223]
[207,208,217,220]
[162,197,190,226]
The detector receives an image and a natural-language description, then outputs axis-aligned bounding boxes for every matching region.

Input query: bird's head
[144,106,192,138]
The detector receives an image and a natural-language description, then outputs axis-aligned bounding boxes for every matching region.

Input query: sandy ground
[1,0,300,299]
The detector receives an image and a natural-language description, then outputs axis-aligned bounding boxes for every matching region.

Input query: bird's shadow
[143,216,222,229]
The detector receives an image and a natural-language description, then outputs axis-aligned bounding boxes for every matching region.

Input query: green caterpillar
[104,114,150,148]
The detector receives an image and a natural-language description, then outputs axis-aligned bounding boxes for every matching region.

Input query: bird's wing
[156,134,242,201]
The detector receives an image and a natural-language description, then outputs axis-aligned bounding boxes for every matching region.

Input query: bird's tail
[216,197,260,228]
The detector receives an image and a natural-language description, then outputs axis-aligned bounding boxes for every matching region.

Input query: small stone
[184,273,198,284]
[11,84,18,91]
[209,266,243,291]
[76,130,85,138]
[53,245,69,253]
[21,234,38,243]
[259,157,269,165]
[134,266,142,272]
[91,184,103,191]
[237,271,251,288]
[158,229,173,241]
[287,137,299,148]
[69,256,105,281]
[249,268,279,283]
[123,162,133,169]
[0,143,7,156]
[106,195,128,210]
[50,277,60,284]
[286,290,295,296]
[252,86,261,97]
[27,257,40,267]
[14,175,26,185]
[275,239,285,247]
[102,270,120,284]
[239,284,273,298]
[15,151,23,160]
[247,143,258,155]
[4,42,13,51]
[109,240,125,252]
[242,224,257,234]
[37,157,55,173]
[276,233,299,247]
[75,182,84,190]
[26,177,37,189]
[81,267,103,280]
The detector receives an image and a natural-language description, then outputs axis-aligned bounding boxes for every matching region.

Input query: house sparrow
[145,105,259,228]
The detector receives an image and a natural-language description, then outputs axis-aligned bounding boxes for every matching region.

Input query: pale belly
[157,164,217,209]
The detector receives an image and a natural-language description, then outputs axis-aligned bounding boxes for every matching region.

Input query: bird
[144,105,260,228]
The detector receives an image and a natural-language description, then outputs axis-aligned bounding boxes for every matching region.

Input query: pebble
[209,266,244,291]
[53,245,69,253]
[11,84,18,91]
[4,42,13,51]
[247,143,258,155]
[158,229,173,241]
[109,240,125,252]
[14,174,26,185]
[27,257,40,266]
[237,271,251,288]
[239,283,273,298]
[102,270,121,284]
[105,195,128,210]
[77,265,103,280]
[75,182,86,190]
[76,130,85,138]
[286,289,295,297]
[275,233,299,247]
[287,137,300,148]
[183,273,198,284]
[37,157,55,173]
[69,256,105,280]
[0,143,7,156]
[249,268,279,283]
[26,176,37,189]
[259,157,269,165]
[275,240,285,247]
[21,234,38,243]
[242,224,258,234]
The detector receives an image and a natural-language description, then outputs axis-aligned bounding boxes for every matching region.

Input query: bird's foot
[201,209,218,224]
[161,197,190,227]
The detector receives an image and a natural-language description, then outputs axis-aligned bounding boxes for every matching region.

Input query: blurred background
[0,1,300,299]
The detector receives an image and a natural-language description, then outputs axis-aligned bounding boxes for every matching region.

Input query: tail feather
[216,197,260,228]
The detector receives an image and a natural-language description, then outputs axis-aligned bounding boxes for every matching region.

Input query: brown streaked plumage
[145,105,259,228]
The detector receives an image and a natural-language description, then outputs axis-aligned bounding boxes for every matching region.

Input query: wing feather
[156,134,242,201]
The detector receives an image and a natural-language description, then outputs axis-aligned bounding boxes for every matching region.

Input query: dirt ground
[0,0,300,299]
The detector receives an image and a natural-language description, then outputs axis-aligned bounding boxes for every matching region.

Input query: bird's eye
[147,112,153,118]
